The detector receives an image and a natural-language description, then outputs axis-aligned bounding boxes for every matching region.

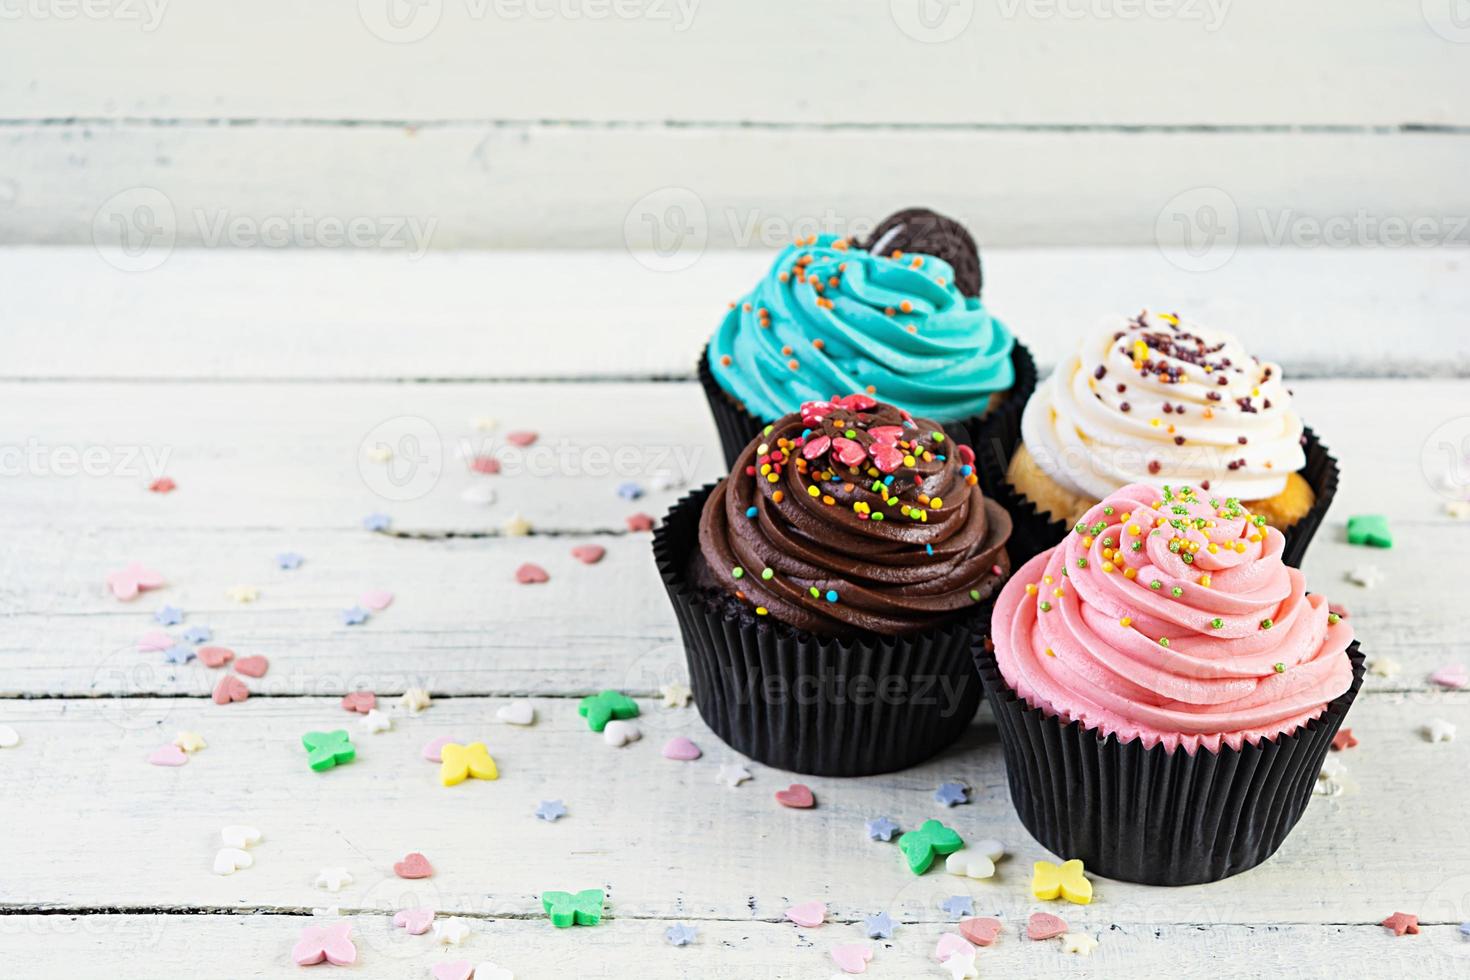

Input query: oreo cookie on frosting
[865,207,983,298]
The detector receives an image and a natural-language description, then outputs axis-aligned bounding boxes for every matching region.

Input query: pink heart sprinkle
[831,437,866,467]
[341,691,376,714]
[1431,664,1468,689]
[106,562,165,601]
[421,735,457,762]
[393,852,433,879]
[570,545,606,565]
[147,744,188,767]
[137,630,174,652]
[831,944,873,974]
[148,477,176,493]
[515,563,549,584]
[469,456,501,475]
[234,655,269,678]
[775,783,815,808]
[360,589,394,611]
[661,736,701,761]
[431,961,473,980]
[392,907,435,935]
[785,901,826,928]
[837,393,876,412]
[802,435,832,460]
[197,646,234,668]
[800,401,836,426]
[212,674,249,705]
[505,431,538,447]
[626,512,655,532]
[869,443,904,473]
[936,933,975,963]
[867,425,903,445]
[959,916,1003,946]
[1027,911,1068,940]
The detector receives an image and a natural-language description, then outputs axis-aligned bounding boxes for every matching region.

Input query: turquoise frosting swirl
[707,235,1015,423]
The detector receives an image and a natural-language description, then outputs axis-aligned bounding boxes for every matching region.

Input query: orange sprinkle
[772,490,783,503]
[890,250,904,260]
[719,355,732,367]
[906,325,917,334]
[812,339,825,350]
[778,271,789,283]
[900,300,913,313]
[865,385,876,394]
[781,345,792,356]
[788,359,799,370]
[743,302,752,312]
[885,307,897,316]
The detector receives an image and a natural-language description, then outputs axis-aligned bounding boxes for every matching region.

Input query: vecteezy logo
[1424,0,1470,43]
[623,187,708,272]
[358,0,443,43]
[358,416,444,502]
[1422,416,1470,501]
[890,0,974,43]
[92,187,177,272]
[1154,186,1240,273]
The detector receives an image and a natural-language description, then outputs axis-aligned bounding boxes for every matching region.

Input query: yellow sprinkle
[1082,536,1093,548]
[807,485,819,497]
[1119,512,1131,522]
[1044,647,1055,657]
[1149,418,1161,428]
[1120,616,1132,627]
[931,497,943,508]
[1044,575,1054,585]
[1053,587,1064,598]
[1199,574,1212,588]
[1102,561,1115,573]
[1124,567,1138,580]
[1207,543,1218,553]
[1127,524,1140,536]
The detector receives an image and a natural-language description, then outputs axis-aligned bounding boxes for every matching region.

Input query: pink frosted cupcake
[974,482,1363,884]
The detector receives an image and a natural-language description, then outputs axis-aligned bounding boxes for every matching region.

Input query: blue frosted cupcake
[698,207,1035,468]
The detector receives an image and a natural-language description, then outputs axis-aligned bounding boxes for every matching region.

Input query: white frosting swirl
[1020,311,1306,501]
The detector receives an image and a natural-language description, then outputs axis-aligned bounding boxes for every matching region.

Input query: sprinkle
[1159,637,1170,648]
[866,817,900,842]
[1260,618,1274,630]
[1273,663,1286,673]
[934,782,969,807]
[731,567,744,579]
[1210,618,1224,629]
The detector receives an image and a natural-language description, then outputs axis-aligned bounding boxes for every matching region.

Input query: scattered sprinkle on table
[665,923,698,946]
[570,544,606,564]
[1448,501,1470,519]
[226,584,259,603]
[785,900,826,928]
[469,455,501,475]
[461,483,498,505]
[579,690,639,731]
[865,817,899,842]
[945,851,996,879]
[514,562,549,584]
[221,825,260,849]
[1346,514,1392,548]
[898,820,964,875]
[831,944,872,974]
[393,852,433,879]
[148,744,188,767]
[503,513,533,536]
[1431,664,1469,689]
[934,781,969,807]
[603,719,641,746]
[212,674,249,705]
[198,645,232,668]
[183,625,211,644]
[536,799,567,822]
[1367,655,1401,678]
[775,783,815,808]
[1346,564,1385,589]
[717,764,751,788]
[106,562,164,601]
[470,416,497,431]
[163,645,195,665]
[312,868,353,892]
[292,922,356,966]
[235,655,269,677]
[433,917,472,944]
[625,512,655,532]
[0,726,19,749]
[1425,719,1457,742]
[421,735,457,762]
[959,917,1001,946]
[400,688,432,714]
[341,691,376,714]
[138,630,173,652]
[616,481,644,500]
[862,912,894,940]
[661,736,701,761]
[440,742,498,785]
[1027,911,1068,940]
[542,889,604,928]
[1062,933,1100,956]
[359,709,392,733]
[505,430,538,447]
[497,700,536,725]
[363,512,391,531]
[154,604,183,626]
[212,846,252,875]
[940,895,973,918]
[659,682,692,708]
[148,476,176,493]
[1331,728,1358,751]
[360,589,394,611]
[392,907,434,935]
[173,731,206,752]
[340,605,369,625]
[1032,859,1093,904]
[302,730,355,771]
[1380,912,1419,936]
[276,551,304,570]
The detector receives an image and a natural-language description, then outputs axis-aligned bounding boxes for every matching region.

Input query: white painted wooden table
[1,246,1467,979]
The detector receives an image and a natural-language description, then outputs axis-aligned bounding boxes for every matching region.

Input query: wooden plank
[1,248,1466,381]
[2,126,1467,251]
[0,694,1462,926]
[2,2,1465,126]
[2,914,1464,980]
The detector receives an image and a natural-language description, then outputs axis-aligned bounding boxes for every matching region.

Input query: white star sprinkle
[1345,565,1385,589]
[1425,719,1457,743]
[660,682,692,708]
[717,764,752,788]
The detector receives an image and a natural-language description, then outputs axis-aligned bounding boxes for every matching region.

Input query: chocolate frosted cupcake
[655,394,1012,776]
[980,310,1337,566]
[976,483,1363,884]
[700,207,1035,468]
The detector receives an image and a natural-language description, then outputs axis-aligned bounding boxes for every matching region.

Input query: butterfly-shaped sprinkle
[542,888,605,928]
[440,742,498,786]
[302,730,356,772]
[1032,859,1093,905]
[897,819,964,875]
[291,921,356,966]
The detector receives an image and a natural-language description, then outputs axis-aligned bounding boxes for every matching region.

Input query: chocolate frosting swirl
[698,395,1012,636]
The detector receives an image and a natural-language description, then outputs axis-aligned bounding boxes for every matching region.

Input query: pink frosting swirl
[991,483,1353,753]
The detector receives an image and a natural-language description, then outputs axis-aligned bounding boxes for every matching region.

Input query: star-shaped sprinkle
[359,709,392,734]
[502,513,532,536]
[536,799,567,822]
[182,625,212,644]
[1346,564,1385,588]
[1426,719,1457,742]
[363,512,391,532]
[162,644,195,665]
[340,606,369,626]
[617,481,644,500]
[934,781,969,807]
[1368,655,1401,678]
[1062,933,1100,956]
[226,585,259,603]
[942,951,978,979]
[470,416,497,431]
[1448,501,1470,519]
[1331,728,1358,751]
[578,690,639,732]
[941,895,974,919]
[276,551,304,570]
[1380,912,1419,936]
[313,867,353,892]
[718,764,752,788]
[866,817,900,842]
[173,731,207,752]
[863,912,894,940]
[1459,921,1470,937]
[400,688,431,714]
[154,605,184,626]
[660,682,692,708]
[433,917,472,944]
[664,923,698,946]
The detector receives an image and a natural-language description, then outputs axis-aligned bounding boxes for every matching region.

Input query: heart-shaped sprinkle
[945,851,996,879]
[137,630,174,652]
[935,932,975,963]
[802,435,832,460]
[570,544,606,564]
[869,443,905,473]
[1027,911,1068,940]
[212,675,249,705]
[198,646,234,668]
[505,431,537,447]
[1431,664,1468,689]
[148,744,188,767]
[867,425,903,445]
[831,944,873,974]
[234,655,269,678]
[497,700,536,726]
[515,563,549,584]
[392,907,435,935]
[469,456,501,475]
[430,962,473,980]
[360,589,394,611]
[212,847,253,875]
[603,719,641,747]
[221,825,261,849]
[393,852,434,879]
[341,691,376,714]
[775,783,815,808]
[785,900,826,928]
[959,917,1002,946]
[661,736,701,761]
[625,512,654,532]
[837,393,876,412]
[831,437,866,467]
[0,726,18,748]
[421,735,458,762]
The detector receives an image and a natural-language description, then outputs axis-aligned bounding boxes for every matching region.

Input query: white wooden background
[3,2,1469,248]
[1,245,1468,978]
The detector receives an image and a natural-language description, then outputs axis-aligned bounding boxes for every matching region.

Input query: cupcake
[654,394,1013,776]
[699,207,1035,469]
[982,309,1337,566]
[976,483,1363,885]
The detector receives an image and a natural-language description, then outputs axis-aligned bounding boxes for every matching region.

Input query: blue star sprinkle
[182,626,212,645]
[866,816,900,842]
[340,606,369,626]
[1461,921,1470,938]
[535,799,567,822]
[664,923,698,946]
[934,781,969,807]
[162,644,195,665]
[276,552,304,570]
[153,605,183,626]
[863,912,895,940]
[941,895,973,919]
[362,513,391,532]
[616,481,644,501]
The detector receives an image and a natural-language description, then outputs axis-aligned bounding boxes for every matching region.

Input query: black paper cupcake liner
[975,397,1339,569]
[698,341,1038,472]
[653,484,993,777]
[973,638,1364,885]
